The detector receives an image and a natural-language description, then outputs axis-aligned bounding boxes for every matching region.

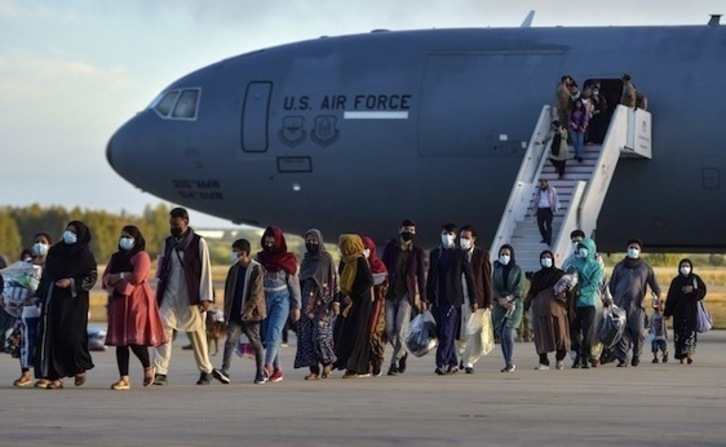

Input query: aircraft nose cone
[106,136,117,172]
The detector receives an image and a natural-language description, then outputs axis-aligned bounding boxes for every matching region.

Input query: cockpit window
[151,88,201,120]
[172,89,199,119]
[154,91,179,116]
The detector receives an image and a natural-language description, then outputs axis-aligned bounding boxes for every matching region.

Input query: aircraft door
[241,82,272,152]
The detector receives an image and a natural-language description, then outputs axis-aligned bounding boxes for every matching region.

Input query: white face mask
[119,237,135,251]
[33,242,49,257]
[499,255,511,266]
[680,266,691,277]
[363,248,371,259]
[627,248,640,259]
[572,242,580,256]
[540,257,553,268]
[441,234,455,247]
[579,248,589,259]
[459,238,473,250]
[63,230,77,245]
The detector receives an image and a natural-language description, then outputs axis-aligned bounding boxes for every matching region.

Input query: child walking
[650,300,669,363]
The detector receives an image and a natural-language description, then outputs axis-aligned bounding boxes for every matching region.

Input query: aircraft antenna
[520,10,535,28]
[708,14,722,26]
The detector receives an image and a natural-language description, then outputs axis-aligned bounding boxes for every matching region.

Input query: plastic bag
[406,310,438,357]
[465,309,494,356]
[1,262,42,318]
[696,301,712,334]
[597,305,627,348]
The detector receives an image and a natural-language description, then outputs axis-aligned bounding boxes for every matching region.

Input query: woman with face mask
[103,226,167,390]
[11,233,52,388]
[36,221,97,390]
[663,259,707,364]
[362,236,388,377]
[491,244,525,373]
[524,250,570,370]
[294,229,339,380]
[569,238,604,369]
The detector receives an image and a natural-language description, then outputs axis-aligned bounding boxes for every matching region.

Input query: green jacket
[570,238,604,308]
[491,261,526,329]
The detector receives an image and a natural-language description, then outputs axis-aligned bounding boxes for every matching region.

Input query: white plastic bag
[465,309,494,356]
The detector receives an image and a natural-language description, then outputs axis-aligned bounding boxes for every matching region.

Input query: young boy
[212,239,267,384]
[650,299,669,363]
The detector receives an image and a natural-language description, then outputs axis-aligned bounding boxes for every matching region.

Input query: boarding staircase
[489,105,652,273]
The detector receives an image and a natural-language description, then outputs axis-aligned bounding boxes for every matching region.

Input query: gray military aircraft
[107,18,725,251]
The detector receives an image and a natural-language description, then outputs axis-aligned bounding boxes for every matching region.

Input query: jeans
[262,290,290,370]
[222,320,263,379]
[385,295,411,365]
[20,314,40,371]
[499,325,516,367]
[572,130,585,159]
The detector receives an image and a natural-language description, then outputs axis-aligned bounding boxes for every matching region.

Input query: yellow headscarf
[338,234,365,296]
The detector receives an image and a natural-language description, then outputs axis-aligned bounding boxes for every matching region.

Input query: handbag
[695,301,712,333]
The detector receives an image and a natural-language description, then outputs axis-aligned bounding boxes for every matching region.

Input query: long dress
[104,251,167,347]
[37,225,97,381]
[368,277,388,372]
[294,278,337,368]
[334,257,374,374]
[664,273,707,359]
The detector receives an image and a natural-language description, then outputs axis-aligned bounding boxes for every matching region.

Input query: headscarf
[299,229,336,291]
[44,220,97,281]
[362,236,387,276]
[109,225,147,274]
[257,226,297,275]
[529,250,564,295]
[339,234,365,296]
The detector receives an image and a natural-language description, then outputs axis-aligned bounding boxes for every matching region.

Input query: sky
[1,0,723,228]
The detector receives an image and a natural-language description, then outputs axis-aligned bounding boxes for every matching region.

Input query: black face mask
[400,232,414,242]
[306,243,320,254]
[170,227,183,238]
[264,244,275,253]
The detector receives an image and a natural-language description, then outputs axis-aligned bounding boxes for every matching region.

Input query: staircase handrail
[490,105,554,258]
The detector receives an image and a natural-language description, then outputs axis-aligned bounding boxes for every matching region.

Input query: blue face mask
[119,237,135,251]
[63,230,77,245]
[627,248,640,259]
[230,251,239,263]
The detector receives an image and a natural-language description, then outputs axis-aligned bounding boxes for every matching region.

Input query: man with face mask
[153,208,218,385]
[608,238,661,367]
[381,219,427,376]
[424,224,476,375]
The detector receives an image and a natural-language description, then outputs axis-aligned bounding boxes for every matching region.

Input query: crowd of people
[0,205,710,389]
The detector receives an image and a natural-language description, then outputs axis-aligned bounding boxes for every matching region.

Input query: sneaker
[359,372,372,378]
[504,364,516,373]
[212,368,230,384]
[435,366,446,376]
[652,358,659,364]
[254,373,267,385]
[153,374,168,386]
[465,367,474,374]
[269,369,283,383]
[196,372,212,385]
[555,360,564,370]
[13,375,33,387]
[581,361,590,369]
[631,357,640,367]
[663,352,669,363]
[387,364,399,376]
[534,364,550,371]
[372,366,382,377]
[398,353,408,374]
[446,365,459,375]
[572,356,581,369]
[181,344,193,350]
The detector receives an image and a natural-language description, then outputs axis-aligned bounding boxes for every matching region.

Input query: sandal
[304,373,320,381]
[321,364,332,379]
[34,379,50,389]
[111,378,130,390]
[143,367,155,387]
[74,372,86,387]
[47,380,64,390]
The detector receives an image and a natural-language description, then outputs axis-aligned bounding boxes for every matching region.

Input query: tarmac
[1,331,725,447]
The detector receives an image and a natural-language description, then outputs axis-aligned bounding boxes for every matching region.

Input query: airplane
[107,16,726,256]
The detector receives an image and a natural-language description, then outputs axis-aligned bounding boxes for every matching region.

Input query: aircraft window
[154,91,179,117]
[172,89,199,119]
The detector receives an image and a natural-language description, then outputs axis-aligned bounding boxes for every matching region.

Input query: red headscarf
[257,226,297,275]
[362,236,387,276]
